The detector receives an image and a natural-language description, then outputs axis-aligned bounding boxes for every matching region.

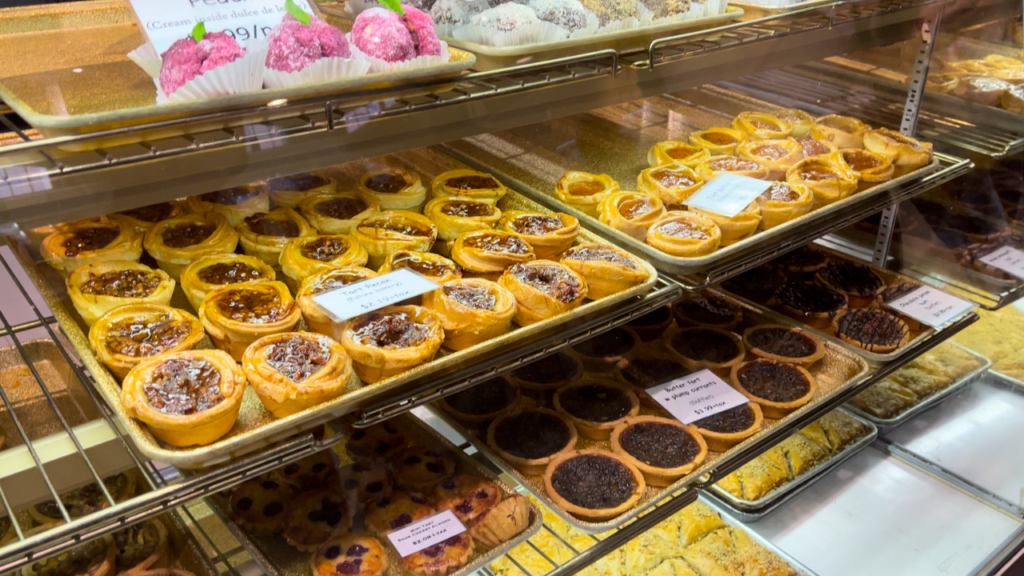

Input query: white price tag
[311,268,440,322]
[683,174,772,218]
[387,510,467,558]
[127,0,317,54]
[885,286,975,328]
[647,369,750,424]
[978,246,1024,279]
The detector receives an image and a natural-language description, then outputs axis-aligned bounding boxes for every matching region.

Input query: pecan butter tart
[144,212,239,281]
[431,168,507,206]
[312,534,388,576]
[300,191,380,235]
[422,278,517,350]
[666,326,745,378]
[200,281,301,361]
[353,210,437,269]
[499,210,580,260]
[357,168,427,211]
[117,201,185,232]
[770,282,848,329]
[89,303,204,381]
[730,359,816,418]
[451,229,535,280]
[284,489,353,552]
[280,234,370,292]
[543,449,644,521]
[570,326,639,372]
[267,172,337,208]
[614,352,687,408]
[672,293,743,330]
[611,416,708,486]
[187,184,270,227]
[181,253,276,312]
[553,380,639,440]
[832,308,911,353]
[499,260,588,326]
[424,195,502,251]
[554,172,620,216]
[67,260,175,326]
[813,261,885,308]
[742,325,825,366]
[41,215,144,275]
[488,408,578,475]
[237,207,315,268]
[380,250,462,285]
[507,352,583,399]
[243,332,353,418]
[697,155,770,183]
[296,266,379,342]
[438,377,521,428]
[560,243,650,300]
[340,305,444,384]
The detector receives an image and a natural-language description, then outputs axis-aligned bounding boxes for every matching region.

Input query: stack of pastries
[563,108,933,257]
[925,53,1024,113]
[225,422,532,576]
[35,160,649,448]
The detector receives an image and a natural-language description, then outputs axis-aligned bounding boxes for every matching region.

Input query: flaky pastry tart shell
[379,250,462,284]
[299,191,380,235]
[296,266,379,341]
[181,253,277,312]
[554,172,620,216]
[499,260,588,326]
[357,168,427,211]
[499,210,580,260]
[553,380,640,441]
[430,169,508,206]
[646,211,722,257]
[42,215,144,275]
[560,243,650,299]
[598,191,666,241]
[786,158,859,207]
[737,138,805,181]
[88,303,203,381]
[691,202,762,245]
[697,155,771,182]
[862,127,934,172]
[689,127,746,155]
[67,260,175,326]
[236,207,315,268]
[424,196,502,244]
[488,407,578,475]
[352,210,437,269]
[469,494,531,550]
[116,201,187,232]
[543,449,645,521]
[280,234,369,292]
[694,402,763,452]
[771,109,815,138]
[732,111,793,141]
[199,281,301,361]
[242,331,353,418]
[144,212,239,281]
[812,115,871,149]
[451,230,536,279]
[730,360,817,419]
[647,141,712,168]
[637,164,704,207]
[831,148,894,190]
[422,278,517,350]
[756,182,813,230]
[666,325,746,378]
[742,324,825,366]
[340,305,445,383]
[266,173,337,208]
[187,184,270,228]
[610,416,708,486]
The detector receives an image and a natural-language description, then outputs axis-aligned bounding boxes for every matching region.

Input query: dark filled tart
[611,416,707,486]
[543,450,645,521]
[770,282,848,329]
[624,306,673,341]
[553,380,640,440]
[742,325,825,366]
[487,408,578,475]
[877,282,924,330]
[387,446,456,492]
[570,326,639,372]
[773,246,828,279]
[229,477,295,534]
[671,293,744,329]
[437,377,521,428]
[722,265,787,304]
[692,403,763,451]
[814,262,885,307]
[832,308,911,353]
[507,352,583,399]
[614,353,688,408]
[730,359,816,418]
[112,517,169,575]
[667,326,745,377]
[30,472,136,525]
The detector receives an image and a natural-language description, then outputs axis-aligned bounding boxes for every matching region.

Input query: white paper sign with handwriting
[312,268,440,323]
[884,286,975,329]
[648,369,750,424]
[387,510,467,558]
[978,246,1024,280]
[684,174,772,218]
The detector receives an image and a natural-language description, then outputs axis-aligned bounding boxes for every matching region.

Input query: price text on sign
[127,0,317,53]
[387,510,467,557]
[648,369,749,424]
[683,174,772,218]
[884,286,975,329]
[312,268,440,322]
[978,246,1024,280]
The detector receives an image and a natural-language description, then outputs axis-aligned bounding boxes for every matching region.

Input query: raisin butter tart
[199,281,302,361]
[89,303,203,381]
[730,359,816,419]
[488,407,578,475]
[296,267,379,342]
[692,403,764,451]
[353,211,438,269]
[499,260,588,326]
[611,416,708,486]
[144,212,239,281]
[121,349,246,446]
[667,326,745,378]
[340,305,444,383]
[543,449,644,521]
[499,210,580,260]
[300,191,380,235]
[67,260,175,326]
[242,332,353,418]
[553,380,640,440]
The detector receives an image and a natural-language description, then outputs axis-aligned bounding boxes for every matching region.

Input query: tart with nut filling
[598,191,666,241]
[187,184,270,227]
[554,172,620,216]
[451,230,535,281]
[340,305,445,383]
[42,215,144,275]
[637,164,704,207]
[756,181,813,230]
[280,234,369,292]
[243,332,353,418]
[693,403,764,452]
[181,253,276,312]
[237,207,315,269]
[499,260,587,326]
[672,292,743,330]
[380,251,462,285]
[690,201,762,245]
[68,261,175,326]
[811,115,870,149]
[422,278,517,350]
[89,303,203,381]
[560,243,649,300]
[353,211,437,269]
[689,128,746,156]
[647,141,711,168]
[431,169,507,206]
[732,111,793,141]
[795,136,838,158]
[267,173,336,208]
[117,201,186,232]
[144,212,239,281]
[424,196,502,249]
[731,359,816,418]
[499,211,580,260]
[786,157,858,207]
[611,416,707,486]
[646,212,721,257]
[543,449,644,521]
[312,535,388,576]
[296,267,379,341]
[200,281,301,361]
[357,168,427,211]
[488,408,578,475]
[300,191,380,235]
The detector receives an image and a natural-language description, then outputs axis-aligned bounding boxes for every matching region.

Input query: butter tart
[646,211,722,257]
[365,491,434,536]
[814,261,884,307]
[689,128,746,155]
[117,201,186,232]
[771,109,815,138]
[450,230,535,280]
[877,282,924,331]
[243,332,353,418]
[543,450,644,521]
[388,446,456,492]
[774,245,828,279]
[624,306,673,342]
[230,477,295,534]
[488,408,577,475]
[67,261,175,326]
[435,474,501,523]
[832,308,910,353]
[795,136,838,158]
[187,185,270,228]
[300,192,380,235]
[732,111,793,141]
[598,191,666,241]
[144,212,239,281]
[42,216,144,274]
[283,489,353,551]
[554,172,620,216]
[280,234,370,291]
[312,535,388,576]
[422,278,517,350]
[399,532,474,576]
[697,155,770,182]
[693,403,763,451]
[121,349,246,446]
[743,325,824,366]
[346,422,408,463]
[353,211,437,269]
[469,494,531,550]
[756,181,813,230]
[507,352,583,400]
[614,352,687,408]
[430,169,507,206]
[737,138,804,181]
[499,211,580,260]
[297,267,379,341]
[424,196,502,247]
[954,76,1012,106]
[237,207,315,268]
[357,169,427,211]
[730,359,816,418]
[786,157,858,207]
[611,416,707,486]
[199,281,302,361]
[499,260,587,326]
[181,253,276,312]
[437,376,521,428]
[560,244,649,300]
[647,141,711,168]
[832,149,894,191]
[672,293,743,330]
[380,251,462,284]
[770,281,848,329]
[723,265,786,304]
[811,115,870,149]
[267,173,337,208]
[667,326,745,378]
[637,165,704,207]
[553,380,639,440]
[89,303,203,380]
[690,202,763,245]
[340,305,444,383]
[862,128,934,172]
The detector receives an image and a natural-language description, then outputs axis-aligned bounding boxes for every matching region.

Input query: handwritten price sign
[978,246,1024,280]
[312,268,440,322]
[387,510,466,557]
[648,369,749,424]
[885,286,975,329]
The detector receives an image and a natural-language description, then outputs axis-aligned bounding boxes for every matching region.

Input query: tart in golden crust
[737,138,804,181]
[795,136,838,158]
[689,128,746,155]
[554,172,620,216]
[365,491,434,536]
[832,308,911,353]
[399,532,474,576]
[690,202,762,246]
[283,489,353,552]
[732,112,793,141]
[647,141,711,168]
[786,157,858,207]
[614,351,687,408]
[236,207,315,268]
[450,230,535,281]
[667,326,746,378]
[187,185,270,227]
[756,182,813,230]
[346,422,408,463]
[743,325,825,366]
[144,212,239,281]
[42,215,144,274]
[611,416,707,486]
[89,303,203,381]
[499,260,587,326]
[571,326,639,372]
[468,494,531,550]
[770,281,849,329]
[67,261,175,326]
[388,446,456,492]
[499,211,580,260]
[832,149,894,191]
[242,332,353,418]
[311,534,388,576]
[181,253,276,312]
[811,115,870,149]
[672,292,743,330]
[267,173,337,208]
[422,278,517,350]
[424,196,502,247]
[437,377,521,429]
[379,251,462,285]
[280,234,369,292]
[488,408,578,475]
[692,403,763,452]
[646,211,721,257]
[553,380,639,440]
[296,267,379,341]
[598,191,666,241]
[507,352,583,400]
[697,155,770,182]
[199,281,301,361]
[771,109,815,138]
[121,349,246,447]
[352,211,437,269]
[229,477,295,534]
[543,449,644,521]
[340,305,445,383]
[117,201,187,232]
[637,164,704,207]
[21,533,115,576]
[430,169,508,206]
[357,169,427,211]
[731,360,816,419]
[862,128,934,173]
[300,192,380,235]
[113,517,170,575]
[814,261,885,308]
[559,244,649,300]
[435,475,501,523]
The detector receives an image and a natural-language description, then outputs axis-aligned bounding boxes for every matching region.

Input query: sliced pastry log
[144,212,239,281]
[88,303,203,381]
[279,234,369,292]
[199,281,302,361]
[299,191,380,234]
[236,207,316,269]
[41,215,144,274]
[357,168,427,211]
[180,253,276,313]
[795,136,838,158]
[187,184,270,228]
[67,260,175,326]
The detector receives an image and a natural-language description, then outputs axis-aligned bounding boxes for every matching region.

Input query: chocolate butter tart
[832,308,911,353]
[731,359,816,418]
[611,416,707,486]
[543,449,645,521]
[553,380,639,440]
[487,408,577,475]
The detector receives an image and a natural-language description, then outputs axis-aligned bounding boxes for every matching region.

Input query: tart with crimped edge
[352,210,437,269]
[689,127,747,155]
[732,111,793,141]
[773,245,828,279]
[862,127,934,173]
[283,489,353,552]
[543,449,645,521]
[364,491,434,536]
[437,377,521,429]
[430,169,507,206]
[611,416,708,486]
[614,351,687,409]
[498,260,587,326]
[672,292,743,330]
[296,266,378,342]
[553,379,640,440]
[811,115,871,149]
[696,155,771,182]
[730,359,816,419]
[488,407,578,475]
[450,230,535,281]
[422,278,517,350]
[399,532,474,576]
[666,325,745,378]
[498,211,580,260]
[434,474,501,523]
[236,207,315,269]
[832,308,911,353]
[646,211,722,257]
[771,109,815,138]
[181,252,276,312]
[624,305,673,342]
[300,191,380,235]
[89,303,203,381]
[876,282,924,331]
[229,477,295,534]
[507,352,583,400]
[346,421,407,463]
[647,141,711,168]
[597,191,666,241]
[42,215,144,275]
[554,171,620,216]
[423,195,502,248]
[242,331,353,418]
[689,201,762,246]
[68,260,175,327]
[769,281,848,329]
[468,494,531,550]
[743,324,825,366]
[692,403,763,451]
[271,447,340,492]
[340,305,444,383]
[756,181,813,230]
[795,135,838,158]
[388,446,457,492]
[199,281,301,361]
[785,157,858,207]
[737,138,805,181]
[339,461,392,505]
[267,172,336,208]
[379,250,462,284]
[116,201,186,232]
[559,243,649,300]
[637,164,704,207]
[144,212,239,281]
[187,184,269,227]
[357,168,427,211]
[311,534,388,576]
[814,261,885,308]
[831,148,894,191]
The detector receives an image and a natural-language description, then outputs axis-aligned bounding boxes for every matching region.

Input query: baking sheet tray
[727,0,833,15]
[428,289,870,533]
[6,148,658,469]
[204,414,542,576]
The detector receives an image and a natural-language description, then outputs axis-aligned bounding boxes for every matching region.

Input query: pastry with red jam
[742,325,825,366]
[506,352,583,400]
[814,261,884,308]
[346,421,408,462]
[229,477,295,534]
[672,293,743,329]
[570,327,639,372]
[437,377,521,429]
[832,308,911,353]
[553,380,639,440]
[543,449,644,521]
[283,490,353,551]
[666,326,745,378]
[434,475,501,523]
[364,492,434,536]
[769,282,848,329]
[388,447,456,491]
[611,416,708,486]
[487,408,578,475]
[692,403,764,451]
[312,534,388,576]
[731,359,816,418]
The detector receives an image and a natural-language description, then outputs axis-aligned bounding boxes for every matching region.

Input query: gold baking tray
[429,289,870,533]
[5,148,658,469]
[204,414,542,576]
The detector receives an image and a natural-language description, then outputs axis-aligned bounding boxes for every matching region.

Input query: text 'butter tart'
[42,215,143,274]
[340,305,444,383]
[560,243,649,299]
[731,359,816,418]
[543,449,644,521]
[357,168,427,211]
[499,211,580,260]
[598,191,666,241]
[181,253,276,313]
[199,281,301,361]
[756,182,813,230]
[300,191,380,235]
[488,407,577,475]
[431,169,507,206]
[280,234,369,292]
[554,172,620,216]
[236,207,315,269]
[611,416,707,486]
[89,303,203,381]
[297,267,379,341]
[499,260,587,326]
[647,211,721,257]
[67,260,175,326]
[243,332,353,418]
[187,184,270,228]
[422,278,517,350]
[353,211,437,269]
[144,212,239,281]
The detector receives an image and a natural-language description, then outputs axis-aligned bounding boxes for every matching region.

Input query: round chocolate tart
[438,377,520,428]
[742,325,825,366]
[723,265,786,304]
[553,380,639,440]
[507,352,583,399]
[570,327,639,372]
[832,308,910,353]
[730,359,816,418]
[770,282,848,329]
[671,293,743,329]
[611,416,708,486]
[692,403,763,451]
[877,282,924,330]
[667,326,745,377]
[487,408,578,475]
[814,262,884,307]
[624,306,673,341]
[774,246,828,279]
[543,449,645,521]
[614,352,688,408]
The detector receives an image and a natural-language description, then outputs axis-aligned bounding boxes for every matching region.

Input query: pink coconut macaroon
[266,14,352,73]
[159,31,245,95]
[351,5,442,63]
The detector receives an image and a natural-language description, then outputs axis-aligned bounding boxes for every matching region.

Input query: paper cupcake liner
[563,12,602,39]
[451,20,568,47]
[128,42,162,79]
[156,40,268,104]
[347,37,452,74]
[263,54,372,88]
